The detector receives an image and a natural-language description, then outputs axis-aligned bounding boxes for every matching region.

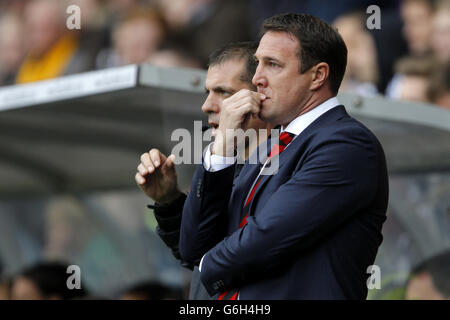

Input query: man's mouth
[258,89,269,97]
[261,97,270,107]
[259,92,270,104]
[209,122,219,135]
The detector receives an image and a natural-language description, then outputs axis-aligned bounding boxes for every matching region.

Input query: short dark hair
[208,41,258,88]
[261,13,347,94]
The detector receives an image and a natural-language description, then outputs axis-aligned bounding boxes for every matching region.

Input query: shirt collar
[281,96,340,136]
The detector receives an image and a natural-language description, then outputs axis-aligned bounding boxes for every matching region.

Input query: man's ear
[310,62,329,91]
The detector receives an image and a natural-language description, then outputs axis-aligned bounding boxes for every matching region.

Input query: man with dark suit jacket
[135,42,271,299]
[179,13,389,299]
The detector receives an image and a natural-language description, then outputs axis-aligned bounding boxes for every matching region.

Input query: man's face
[253,31,313,126]
[399,75,429,103]
[401,1,433,55]
[115,19,163,65]
[202,59,265,136]
[431,9,450,62]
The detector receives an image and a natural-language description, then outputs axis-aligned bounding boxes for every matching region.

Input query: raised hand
[135,149,182,204]
[213,89,266,156]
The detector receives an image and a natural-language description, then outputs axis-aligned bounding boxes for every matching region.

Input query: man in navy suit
[179,13,389,299]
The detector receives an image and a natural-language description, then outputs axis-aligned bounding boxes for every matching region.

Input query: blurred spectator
[120,280,183,300]
[15,0,95,84]
[157,0,253,67]
[386,56,436,102]
[102,0,145,43]
[43,196,99,261]
[10,261,88,300]
[369,7,409,93]
[70,0,111,67]
[248,0,398,35]
[0,13,25,86]
[97,7,166,68]
[0,278,11,300]
[71,0,108,29]
[386,0,450,103]
[334,11,379,96]
[401,0,434,57]
[147,48,202,68]
[405,250,450,299]
[427,61,450,109]
[0,260,11,300]
[107,0,143,13]
[430,0,450,63]
[0,0,30,15]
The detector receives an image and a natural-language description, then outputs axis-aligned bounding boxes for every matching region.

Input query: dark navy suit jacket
[179,105,389,299]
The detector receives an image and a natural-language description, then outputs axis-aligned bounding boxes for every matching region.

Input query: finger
[237,89,262,100]
[135,172,146,185]
[249,91,266,104]
[137,163,148,176]
[229,89,249,100]
[235,92,261,110]
[165,154,176,168]
[224,94,259,117]
[162,154,177,176]
[250,101,261,114]
[225,89,253,105]
[140,153,154,172]
[149,149,166,168]
[255,92,266,100]
[238,102,260,116]
[231,89,255,102]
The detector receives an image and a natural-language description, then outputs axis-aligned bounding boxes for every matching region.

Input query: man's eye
[222,91,231,97]
[269,62,279,68]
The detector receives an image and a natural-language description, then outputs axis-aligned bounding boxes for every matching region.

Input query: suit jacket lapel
[228,161,261,230]
[246,105,348,217]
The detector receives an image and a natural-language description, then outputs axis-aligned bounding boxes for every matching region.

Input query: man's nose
[201,95,219,114]
[252,65,267,88]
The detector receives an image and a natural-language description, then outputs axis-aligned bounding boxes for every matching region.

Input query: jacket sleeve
[199,127,385,295]
[149,193,190,267]
[179,163,236,266]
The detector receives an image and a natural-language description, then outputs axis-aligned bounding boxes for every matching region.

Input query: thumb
[162,154,176,175]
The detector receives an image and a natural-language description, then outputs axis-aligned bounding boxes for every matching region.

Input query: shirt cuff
[203,143,236,172]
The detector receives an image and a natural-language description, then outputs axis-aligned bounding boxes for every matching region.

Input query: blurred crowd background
[0,0,449,108]
[0,0,449,300]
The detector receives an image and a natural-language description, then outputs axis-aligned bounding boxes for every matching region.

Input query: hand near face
[135,149,182,204]
[213,89,266,156]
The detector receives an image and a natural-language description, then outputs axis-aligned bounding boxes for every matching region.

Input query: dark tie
[218,131,296,300]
